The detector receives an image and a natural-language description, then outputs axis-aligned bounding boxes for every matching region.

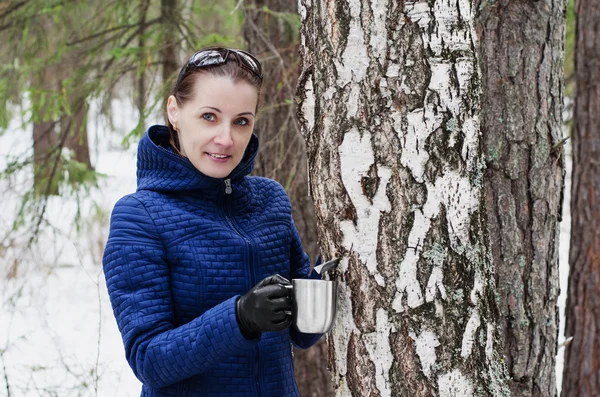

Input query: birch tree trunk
[296,0,565,395]
[562,0,600,394]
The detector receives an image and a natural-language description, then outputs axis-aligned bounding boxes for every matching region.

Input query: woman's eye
[234,118,249,126]
[202,113,216,122]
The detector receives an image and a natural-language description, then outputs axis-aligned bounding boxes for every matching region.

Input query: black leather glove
[236,274,292,339]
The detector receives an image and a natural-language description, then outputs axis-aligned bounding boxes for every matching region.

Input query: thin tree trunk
[63,98,91,169]
[33,67,60,196]
[477,0,565,396]
[562,0,600,395]
[56,6,93,170]
[61,53,92,170]
[242,2,329,395]
[33,120,59,195]
[136,0,151,126]
[161,0,178,85]
[297,0,564,395]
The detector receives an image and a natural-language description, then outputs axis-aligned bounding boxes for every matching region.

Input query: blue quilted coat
[103,125,322,396]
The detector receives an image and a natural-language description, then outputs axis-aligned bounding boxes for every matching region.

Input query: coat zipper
[255,347,261,395]
[178,380,188,397]
[221,186,261,396]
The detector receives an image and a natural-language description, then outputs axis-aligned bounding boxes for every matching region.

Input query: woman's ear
[166,95,178,129]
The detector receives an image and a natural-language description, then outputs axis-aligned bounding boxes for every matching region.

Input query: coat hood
[136,125,259,193]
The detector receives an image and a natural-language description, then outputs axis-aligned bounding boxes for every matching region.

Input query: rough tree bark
[296,0,564,396]
[161,0,179,84]
[562,0,600,395]
[136,0,151,125]
[63,96,91,169]
[242,2,332,395]
[32,67,60,196]
[477,0,565,395]
[61,48,92,169]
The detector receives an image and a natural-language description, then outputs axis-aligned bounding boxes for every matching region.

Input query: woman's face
[167,74,258,179]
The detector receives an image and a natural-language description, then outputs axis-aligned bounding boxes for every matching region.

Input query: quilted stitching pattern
[103,126,321,396]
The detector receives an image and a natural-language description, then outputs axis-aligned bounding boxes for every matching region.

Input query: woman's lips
[206,152,231,163]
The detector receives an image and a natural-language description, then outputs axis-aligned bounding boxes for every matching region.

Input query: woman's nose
[214,125,233,147]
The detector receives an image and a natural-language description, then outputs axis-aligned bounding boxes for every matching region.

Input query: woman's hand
[236,274,292,339]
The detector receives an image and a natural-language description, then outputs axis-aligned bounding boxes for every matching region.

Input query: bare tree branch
[0,0,28,20]
[67,17,160,47]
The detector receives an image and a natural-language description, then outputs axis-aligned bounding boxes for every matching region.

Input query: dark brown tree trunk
[161,0,179,85]
[33,120,60,196]
[477,0,566,395]
[60,48,93,170]
[242,0,319,261]
[34,44,94,197]
[562,0,600,395]
[63,89,92,169]
[33,67,60,196]
[47,6,94,172]
[242,1,331,395]
[136,0,151,125]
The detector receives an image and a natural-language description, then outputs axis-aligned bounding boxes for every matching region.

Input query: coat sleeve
[289,216,323,349]
[102,195,259,389]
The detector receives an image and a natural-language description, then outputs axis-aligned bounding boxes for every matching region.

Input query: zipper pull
[224,178,232,194]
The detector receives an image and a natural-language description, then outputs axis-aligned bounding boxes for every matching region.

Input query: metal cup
[284,279,338,333]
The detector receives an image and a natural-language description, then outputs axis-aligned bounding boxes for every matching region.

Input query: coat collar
[136,125,259,194]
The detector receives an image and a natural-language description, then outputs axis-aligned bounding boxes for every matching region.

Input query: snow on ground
[0,94,573,396]
[0,98,149,396]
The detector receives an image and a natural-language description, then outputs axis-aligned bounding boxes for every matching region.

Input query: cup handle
[284,285,293,316]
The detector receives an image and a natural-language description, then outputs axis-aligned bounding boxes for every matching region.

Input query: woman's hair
[165,54,263,153]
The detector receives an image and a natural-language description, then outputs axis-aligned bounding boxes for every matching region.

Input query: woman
[102,47,321,396]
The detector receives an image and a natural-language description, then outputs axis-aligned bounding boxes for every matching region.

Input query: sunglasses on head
[174,47,263,88]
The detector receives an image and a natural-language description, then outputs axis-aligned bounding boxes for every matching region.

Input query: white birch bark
[297,0,510,395]
[298,0,565,395]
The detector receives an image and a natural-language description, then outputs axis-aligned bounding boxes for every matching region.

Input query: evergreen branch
[100,18,160,75]
[176,11,209,45]
[85,18,161,55]
[551,135,571,153]
[231,0,244,15]
[0,0,28,20]
[74,0,122,32]
[66,18,160,47]
[0,20,17,33]
[0,1,66,33]
[174,21,196,49]
[244,15,296,103]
